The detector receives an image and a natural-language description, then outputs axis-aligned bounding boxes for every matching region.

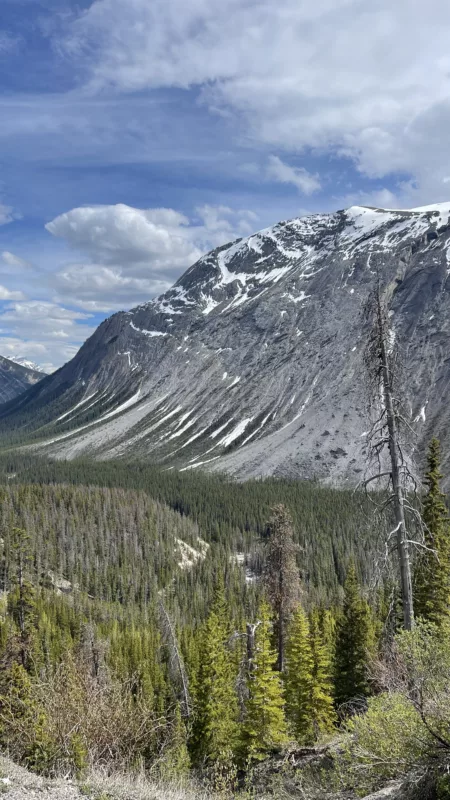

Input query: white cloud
[62,0,450,204]
[0,337,76,374]
[0,300,90,328]
[1,251,31,269]
[0,301,95,372]
[53,264,172,312]
[47,203,257,310]
[0,204,17,226]
[0,285,25,301]
[267,156,321,195]
[0,202,257,368]
[46,205,204,273]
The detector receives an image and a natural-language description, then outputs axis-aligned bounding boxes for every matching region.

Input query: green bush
[339,692,428,794]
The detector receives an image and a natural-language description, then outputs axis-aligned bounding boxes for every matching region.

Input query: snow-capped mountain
[0,355,46,405]
[2,202,450,482]
[6,356,48,374]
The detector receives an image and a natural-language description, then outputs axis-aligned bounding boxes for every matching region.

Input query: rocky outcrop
[2,203,450,482]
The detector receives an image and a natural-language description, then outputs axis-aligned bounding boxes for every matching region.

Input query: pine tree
[7,528,37,671]
[158,704,190,781]
[309,612,336,739]
[285,607,336,744]
[414,438,450,627]
[241,600,288,762]
[334,563,372,710]
[263,505,301,671]
[0,662,54,774]
[285,606,315,743]
[193,589,239,770]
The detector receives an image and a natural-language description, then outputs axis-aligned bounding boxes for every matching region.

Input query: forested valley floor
[0,450,449,799]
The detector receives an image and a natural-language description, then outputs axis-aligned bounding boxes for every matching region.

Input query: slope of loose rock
[1,203,450,482]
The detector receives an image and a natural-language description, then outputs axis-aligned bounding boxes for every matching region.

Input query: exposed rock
[2,203,450,482]
[362,784,405,799]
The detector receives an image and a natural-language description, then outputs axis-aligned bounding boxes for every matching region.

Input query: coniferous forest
[0,444,449,798]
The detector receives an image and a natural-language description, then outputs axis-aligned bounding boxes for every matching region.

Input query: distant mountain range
[6,356,48,374]
[0,355,46,404]
[1,202,450,482]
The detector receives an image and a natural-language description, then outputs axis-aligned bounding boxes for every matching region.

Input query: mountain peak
[6,356,48,374]
[0,354,46,405]
[1,202,450,483]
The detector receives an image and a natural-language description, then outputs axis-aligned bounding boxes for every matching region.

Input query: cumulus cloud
[267,156,321,195]
[46,205,204,273]
[62,0,450,203]
[47,203,257,310]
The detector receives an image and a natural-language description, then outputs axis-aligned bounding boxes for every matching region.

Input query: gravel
[0,756,81,800]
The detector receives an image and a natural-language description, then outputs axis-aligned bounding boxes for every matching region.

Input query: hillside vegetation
[0,451,448,798]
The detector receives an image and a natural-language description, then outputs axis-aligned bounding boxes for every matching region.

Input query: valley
[0,208,449,800]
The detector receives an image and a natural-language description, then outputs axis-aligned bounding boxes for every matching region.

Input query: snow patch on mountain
[4,356,47,374]
[8,201,450,483]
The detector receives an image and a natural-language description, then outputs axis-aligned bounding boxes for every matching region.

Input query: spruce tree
[193,589,239,770]
[414,438,450,627]
[7,528,37,671]
[158,704,190,781]
[241,600,288,762]
[309,612,336,739]
[285,607,336,744]
[334,562,372,710]
[285,606,315,743]
[0,662,53,773]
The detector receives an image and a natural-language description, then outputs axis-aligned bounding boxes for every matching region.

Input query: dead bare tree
[363,280,416,630]
[263,504,301,671]
[158,599,191,718]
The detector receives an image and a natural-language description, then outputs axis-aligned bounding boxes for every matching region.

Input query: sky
[1,0,450,371]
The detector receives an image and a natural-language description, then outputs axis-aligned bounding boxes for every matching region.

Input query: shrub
[344,693,427,791]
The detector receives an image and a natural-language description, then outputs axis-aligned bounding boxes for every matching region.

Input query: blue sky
[1,0,450,370]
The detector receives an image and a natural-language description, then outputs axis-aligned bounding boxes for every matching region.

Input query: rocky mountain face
[2,203,450,483]
[0,355,45,404]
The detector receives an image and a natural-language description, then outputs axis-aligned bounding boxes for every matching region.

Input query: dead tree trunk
[159,600,191,718]
[375,292,414,630]
[246,621,260,672]
[263,504,301,671]
[364,284,415,630]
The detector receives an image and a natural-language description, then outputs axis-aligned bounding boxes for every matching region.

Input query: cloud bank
[3,0,450,370]
[63,0,450,205]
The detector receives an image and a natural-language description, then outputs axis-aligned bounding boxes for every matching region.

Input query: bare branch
[158,600,191,719]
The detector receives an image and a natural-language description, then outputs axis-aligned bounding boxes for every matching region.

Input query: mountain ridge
[2,202,450,482]
[5,355,49,374]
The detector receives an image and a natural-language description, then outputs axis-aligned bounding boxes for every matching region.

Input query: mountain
[2,202,450,482]
[0,355,46,404]
[6,355,49,374]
